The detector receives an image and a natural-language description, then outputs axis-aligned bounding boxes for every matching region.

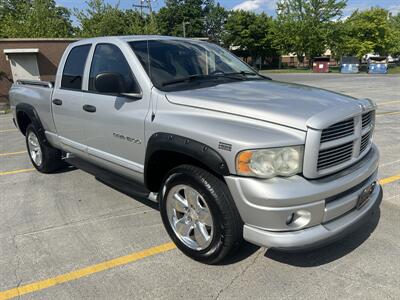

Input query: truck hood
[165,80,368,131]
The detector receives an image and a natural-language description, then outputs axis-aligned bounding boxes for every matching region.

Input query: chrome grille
[304,107,376,178]
[360,132,371,153]
[362,111,374,129]
[317,141,353,170]
[320,118,354,143]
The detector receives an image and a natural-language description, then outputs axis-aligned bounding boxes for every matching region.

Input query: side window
[89,43,140,93]
[61,44,91,90]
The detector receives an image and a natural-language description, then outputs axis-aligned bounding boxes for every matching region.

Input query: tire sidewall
[159,168,226,262]
[25,124,44,171]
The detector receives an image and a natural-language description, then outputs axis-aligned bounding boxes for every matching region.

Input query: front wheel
[159,165,242,264]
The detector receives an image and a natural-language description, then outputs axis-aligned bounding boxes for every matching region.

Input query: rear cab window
[61,44,91,90]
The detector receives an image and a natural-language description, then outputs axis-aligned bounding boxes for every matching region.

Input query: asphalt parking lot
[0,73,399,300]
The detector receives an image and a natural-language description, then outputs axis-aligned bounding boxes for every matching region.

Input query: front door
[52,44,92,153]
[80,43,149,177]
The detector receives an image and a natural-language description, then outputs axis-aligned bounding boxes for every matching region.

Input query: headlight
[236,146,304,179]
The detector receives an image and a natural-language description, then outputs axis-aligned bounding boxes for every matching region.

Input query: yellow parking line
[0,242,176,300]
[0,168,35,176]
[378,100,400,106]
[0,151,26,157]
[0,129,17,133]
[376,111,400,117]
[379,174,400,186]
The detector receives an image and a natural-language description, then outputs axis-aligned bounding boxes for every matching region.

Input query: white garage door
[8,53,40,81]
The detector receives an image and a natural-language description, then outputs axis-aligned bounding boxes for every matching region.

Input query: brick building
[0,38,78,108]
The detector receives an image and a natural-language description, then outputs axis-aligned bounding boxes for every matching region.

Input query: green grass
[389,65,400,74]
[260,65,400,75]
[260,68,311,74]
[261,66,341,74]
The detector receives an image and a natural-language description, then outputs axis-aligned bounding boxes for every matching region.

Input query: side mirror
[94,72,126,94]
[94,72,143,100]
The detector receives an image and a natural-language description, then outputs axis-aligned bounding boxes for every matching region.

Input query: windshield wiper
[162,74,213,87]
[162,71,265,87]
[224,71,258,76]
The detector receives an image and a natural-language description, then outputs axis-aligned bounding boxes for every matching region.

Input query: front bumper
[225,145,381,250]
[243,184,381,250]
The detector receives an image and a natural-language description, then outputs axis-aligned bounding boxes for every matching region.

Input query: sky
[56,0,400,17]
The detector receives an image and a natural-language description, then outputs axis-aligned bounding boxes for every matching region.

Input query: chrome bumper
[225,145,381,250]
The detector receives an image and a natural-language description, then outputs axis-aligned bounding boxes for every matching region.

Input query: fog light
[286,210,311,228]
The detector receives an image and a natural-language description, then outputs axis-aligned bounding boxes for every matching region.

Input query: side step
[65,156,158,205]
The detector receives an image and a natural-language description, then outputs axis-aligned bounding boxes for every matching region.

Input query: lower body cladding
[225,145,381,250]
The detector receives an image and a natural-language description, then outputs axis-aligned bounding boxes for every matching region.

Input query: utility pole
[182,21,190,37]
[132,0,153,16]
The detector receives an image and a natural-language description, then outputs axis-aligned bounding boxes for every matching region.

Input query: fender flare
[15,103,48,145]
[144,133,230,187]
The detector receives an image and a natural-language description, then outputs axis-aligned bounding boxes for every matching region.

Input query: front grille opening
[325,173,376,204]
[362,111,374,129]
[318,141,353,170]
[321,118,354,143]
[360,132,371,153]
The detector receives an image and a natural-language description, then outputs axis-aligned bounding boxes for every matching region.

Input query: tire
[25,123,64,173]
[159,165,242,264]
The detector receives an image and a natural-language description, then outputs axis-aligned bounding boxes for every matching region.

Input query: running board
[66,156,158,204]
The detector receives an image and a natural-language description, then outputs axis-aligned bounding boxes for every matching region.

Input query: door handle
[52,99,62,106]
[83,104,96,113]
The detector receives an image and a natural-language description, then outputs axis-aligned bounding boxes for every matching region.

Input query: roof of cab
[69,35,191,47]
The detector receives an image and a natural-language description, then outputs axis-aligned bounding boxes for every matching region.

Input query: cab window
[89,43,140,93]
[61,44,91,90]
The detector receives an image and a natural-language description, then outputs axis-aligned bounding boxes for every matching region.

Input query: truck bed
[9,80,56,134]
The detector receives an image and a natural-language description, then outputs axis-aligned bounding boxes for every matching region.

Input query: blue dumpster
[341,56,359,73]
[368,57,388,74]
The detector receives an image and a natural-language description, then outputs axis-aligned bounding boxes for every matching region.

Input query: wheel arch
[144,133,230,192]
[15,103,48,145]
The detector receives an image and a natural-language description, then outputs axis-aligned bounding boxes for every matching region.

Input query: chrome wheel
[27,131,42,166]
[166,184,214,251]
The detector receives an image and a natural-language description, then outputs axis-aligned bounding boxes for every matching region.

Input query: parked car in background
[9,36,382,264]
[341,56,360,74]
[312,57,330,73]
[368,57,388,74]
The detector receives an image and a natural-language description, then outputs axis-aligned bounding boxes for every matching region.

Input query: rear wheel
[159,165,242,264]
[25,124,64,173]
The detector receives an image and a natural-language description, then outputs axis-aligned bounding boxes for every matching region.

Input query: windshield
[129,39,261,91]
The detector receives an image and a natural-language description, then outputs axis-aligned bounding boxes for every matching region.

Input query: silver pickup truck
[10,36,381,264]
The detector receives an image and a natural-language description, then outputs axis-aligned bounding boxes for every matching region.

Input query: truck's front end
[225,100,380,250]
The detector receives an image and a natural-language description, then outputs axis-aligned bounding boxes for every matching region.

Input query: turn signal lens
[236,151,253,174]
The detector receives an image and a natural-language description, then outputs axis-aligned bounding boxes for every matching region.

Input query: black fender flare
[15,103,48,145]
[144,133,230,187]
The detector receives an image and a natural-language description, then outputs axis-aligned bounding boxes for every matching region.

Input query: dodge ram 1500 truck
[10,36,381,264]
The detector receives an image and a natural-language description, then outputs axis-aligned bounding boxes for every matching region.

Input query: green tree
[203,2,228,44]
[274,0,347,65]
[75,0,158,37]
[389,13,400,57]
[0,0,74,38]
[157,0,213,37]
[337,8,393,58]
[223,10,277,67]
[75,0,126,37]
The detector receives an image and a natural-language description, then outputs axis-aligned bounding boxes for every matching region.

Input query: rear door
[80,42,150,177]
[52,44,92,153]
